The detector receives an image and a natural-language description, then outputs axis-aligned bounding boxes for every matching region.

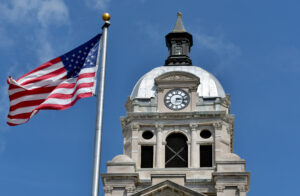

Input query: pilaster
[125,185,136,195]
[213,172,250,196]
[131,123,140,168]
[215,184,225,196]
[213,121,223,160]
[103,186,113,196]
[190,123,199,168]
[155,123,164,168]
[238,185,248,196]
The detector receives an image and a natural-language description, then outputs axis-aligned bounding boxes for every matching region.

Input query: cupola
[165,12,193,66]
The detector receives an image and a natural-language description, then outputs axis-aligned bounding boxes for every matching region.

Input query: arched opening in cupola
[165,133,188,168]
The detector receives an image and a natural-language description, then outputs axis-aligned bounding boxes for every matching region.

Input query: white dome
[130,66,226,99]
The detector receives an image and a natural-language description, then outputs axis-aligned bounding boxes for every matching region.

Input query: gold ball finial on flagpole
[102,13,111,21]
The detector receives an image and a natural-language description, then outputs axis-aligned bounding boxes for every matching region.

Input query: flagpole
[91,13,110,196]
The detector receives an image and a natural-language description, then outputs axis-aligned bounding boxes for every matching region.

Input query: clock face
[164,89,190,110]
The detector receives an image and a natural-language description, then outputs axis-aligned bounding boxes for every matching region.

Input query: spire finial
[164,12,193,66]
[172,12,186,32]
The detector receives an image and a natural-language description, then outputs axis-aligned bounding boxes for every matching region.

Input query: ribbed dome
[130,66,226,99]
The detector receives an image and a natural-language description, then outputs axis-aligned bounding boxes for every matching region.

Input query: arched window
[165,133,188,168]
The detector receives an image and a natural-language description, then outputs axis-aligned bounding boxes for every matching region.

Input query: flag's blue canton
[60,34,101,78]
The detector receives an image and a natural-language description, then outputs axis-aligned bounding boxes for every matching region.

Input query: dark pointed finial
[172,12,187,32]
[164,12,193,66]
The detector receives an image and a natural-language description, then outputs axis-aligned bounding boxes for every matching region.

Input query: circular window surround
[142,130,154,140]
[200,129,212,139]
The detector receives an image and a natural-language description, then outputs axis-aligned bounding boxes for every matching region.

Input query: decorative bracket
[215,185,225,192]
[213,121,223,130]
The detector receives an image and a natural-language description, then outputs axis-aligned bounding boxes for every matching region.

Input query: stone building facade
[102,13,250,196]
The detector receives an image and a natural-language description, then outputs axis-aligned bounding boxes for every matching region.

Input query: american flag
[7,34,102,126]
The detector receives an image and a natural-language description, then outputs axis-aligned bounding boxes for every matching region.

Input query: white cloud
[134,20,240,71]
[193,32,241,72]
[0,0,69,27]
[136,21,161,42]
[0,0,70,153]
[36,37,55,63]
[85,0,111,10]
[0,27,14,49]
[0,0,69,64]
[194,33,241,58]
[0,0,39,23]
[37,0,69,27]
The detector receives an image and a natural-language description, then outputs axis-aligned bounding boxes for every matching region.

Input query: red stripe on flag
[20,67,66,85]
[47,83,94,99]
[8,112,33,120]
[9,77,94,101]
[9,82,94,112]
[7,111,40,126]
[36,92,93,110]
[17,57,62,82]
[9,100,45,112]
[77,72,95,79]
[8,81,24,90]
[7,121,28,126]
[6,34,101,126]
[8,91,93,124]
[9,86,56,101]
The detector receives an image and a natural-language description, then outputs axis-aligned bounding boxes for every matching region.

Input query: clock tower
[102,13,250,196]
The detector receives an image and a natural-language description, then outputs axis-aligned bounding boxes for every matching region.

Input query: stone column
[238,185,248,196]
[215,98,221,111]
[103,186,112,196]
[131,123,140,168]
[126,185,136,196]
[190,123,199,168]
[215,185,225,196]
[155,124,164,168]
[213,121,223,160]
[215,185,247,196]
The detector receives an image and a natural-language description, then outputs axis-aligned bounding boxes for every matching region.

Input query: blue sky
[0,0,300,195]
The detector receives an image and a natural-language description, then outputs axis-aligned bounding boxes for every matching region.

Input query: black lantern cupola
[165,12,193,66]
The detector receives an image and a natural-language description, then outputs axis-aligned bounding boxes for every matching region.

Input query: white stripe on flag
[8,106,37,116]
[51,78,95,94]
[21,71,67,90]
[9,93,49,107]
[17,62,64,84]
[8,79,66,96]
[7,118,29,124]
[79,67,97,74]
[41,88,93,105]
[9,77,95,107]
